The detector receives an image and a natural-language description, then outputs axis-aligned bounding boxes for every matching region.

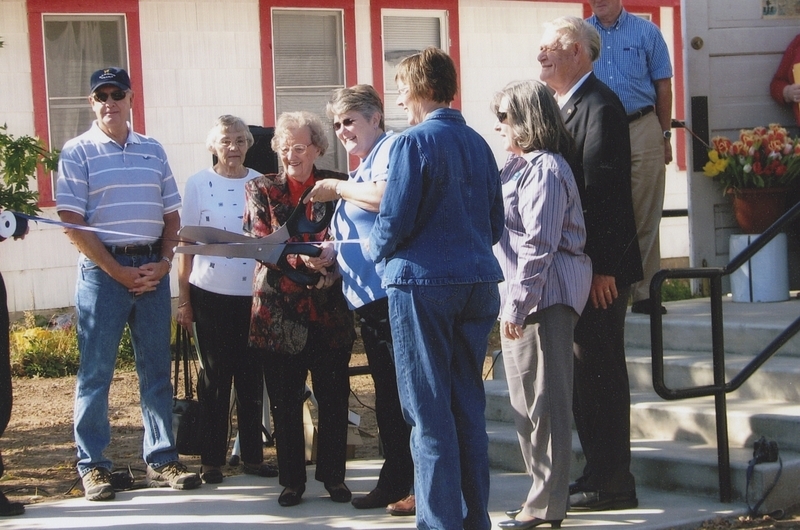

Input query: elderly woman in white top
[492,80,592,530]
[177,115,276,484]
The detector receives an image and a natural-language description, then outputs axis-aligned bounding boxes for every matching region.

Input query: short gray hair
[327,85,385,131]
[206,115,254,151]
[544,16,601,62]
[271,111,329,157]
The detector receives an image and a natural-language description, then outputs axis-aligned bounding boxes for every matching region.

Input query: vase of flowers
[703,124,800,233]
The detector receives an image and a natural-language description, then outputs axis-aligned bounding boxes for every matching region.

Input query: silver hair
[544,15,601,62]
[271,111,329,157]
[206,115,254,151]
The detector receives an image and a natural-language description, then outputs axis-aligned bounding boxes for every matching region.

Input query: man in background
[588,0,673,315]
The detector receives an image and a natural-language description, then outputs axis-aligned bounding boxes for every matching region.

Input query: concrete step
[624,297,800,357]
[629,392,800,452]
[485,418,800,513]
[627,348,800,402]
[486,379,800,453]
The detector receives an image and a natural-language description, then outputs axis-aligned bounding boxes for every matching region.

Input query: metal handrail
[648,198,800,503]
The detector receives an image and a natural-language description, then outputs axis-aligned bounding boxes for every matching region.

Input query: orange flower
[703,124,800,193]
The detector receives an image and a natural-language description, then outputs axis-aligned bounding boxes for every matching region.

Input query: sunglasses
[496,111,508,123]
[92,90,128,103]
[280,143,310,155]
[333,118,357,131]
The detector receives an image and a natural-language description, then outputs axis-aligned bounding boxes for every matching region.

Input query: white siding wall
[138,0,263,192]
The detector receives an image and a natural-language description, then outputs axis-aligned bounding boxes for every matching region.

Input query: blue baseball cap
[90,67,131,93]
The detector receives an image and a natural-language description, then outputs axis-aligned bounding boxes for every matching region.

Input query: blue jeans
[74,254,177,476]
[388,282,500,530]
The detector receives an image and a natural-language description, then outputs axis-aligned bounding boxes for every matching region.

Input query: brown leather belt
[105,243,161,256]
[627,105,654,123]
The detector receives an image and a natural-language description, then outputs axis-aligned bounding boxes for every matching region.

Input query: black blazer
[561,73,643,287]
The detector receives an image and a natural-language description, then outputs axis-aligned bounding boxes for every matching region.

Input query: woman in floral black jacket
[243,111,354,508]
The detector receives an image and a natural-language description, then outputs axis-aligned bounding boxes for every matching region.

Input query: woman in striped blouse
[492,80,592,530]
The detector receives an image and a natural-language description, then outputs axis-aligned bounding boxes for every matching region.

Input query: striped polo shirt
[56,122,181,245]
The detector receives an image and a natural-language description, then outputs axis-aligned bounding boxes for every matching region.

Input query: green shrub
[661,278,693,302]
[10,312,136,377]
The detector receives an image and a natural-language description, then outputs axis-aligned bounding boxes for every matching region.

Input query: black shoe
[631,299,666,315]
[200,467,224,484]
[278,485,305,507]
[0,492,25,516]
[569,490,638,511]
[568,481,584,495]
[242,462,278,478]
[351,487,407,509]
[325,482,352,503]
[505,507,523,518]
[498,517,562,529]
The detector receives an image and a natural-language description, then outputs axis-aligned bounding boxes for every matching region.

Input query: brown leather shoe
[351,487,407,509]
[386,494,416,516]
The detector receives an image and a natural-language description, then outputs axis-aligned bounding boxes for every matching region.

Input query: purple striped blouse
[493,151,592,325]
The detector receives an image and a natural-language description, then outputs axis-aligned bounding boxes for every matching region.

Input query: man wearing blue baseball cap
[56,67,200,501]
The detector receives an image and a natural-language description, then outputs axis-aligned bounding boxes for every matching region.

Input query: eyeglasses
[92,90,128,103]
[496,111,508,123]
[280,143,310,155]
[219,138,248,149]
[333,118,357,131]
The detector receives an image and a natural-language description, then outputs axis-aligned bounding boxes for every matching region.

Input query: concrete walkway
[4,459,742,529]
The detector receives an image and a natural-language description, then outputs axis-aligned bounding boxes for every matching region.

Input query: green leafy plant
[9,312,136,377]
[0,123,59,214]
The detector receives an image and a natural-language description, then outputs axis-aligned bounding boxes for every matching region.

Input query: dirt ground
[0,351,384,504]
[2,328,799,530]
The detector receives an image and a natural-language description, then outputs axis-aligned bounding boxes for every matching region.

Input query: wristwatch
[161,256,172,272]
[663,130,672,140]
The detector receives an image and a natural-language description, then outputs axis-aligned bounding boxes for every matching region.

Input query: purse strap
[173,326,196,400]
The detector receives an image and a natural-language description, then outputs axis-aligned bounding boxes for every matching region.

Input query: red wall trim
[26,0,144,206]
[369,0,461,110]
[258,0,358,128]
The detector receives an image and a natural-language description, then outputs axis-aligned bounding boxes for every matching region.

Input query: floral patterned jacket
[243,169,355,355]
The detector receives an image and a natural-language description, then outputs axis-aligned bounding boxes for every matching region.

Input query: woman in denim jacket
[368,47,504,530]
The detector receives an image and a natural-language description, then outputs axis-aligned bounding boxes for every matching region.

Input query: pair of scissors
[175,188,335,285]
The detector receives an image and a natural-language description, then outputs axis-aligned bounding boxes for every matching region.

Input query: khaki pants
[629,112,666,303]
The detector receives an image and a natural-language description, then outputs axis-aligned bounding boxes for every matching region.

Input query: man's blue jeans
[387,282,500,530]
[74,254,177,476]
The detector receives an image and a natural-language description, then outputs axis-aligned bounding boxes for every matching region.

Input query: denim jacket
[369,108,504,286]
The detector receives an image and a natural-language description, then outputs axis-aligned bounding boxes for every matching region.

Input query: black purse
[172,326,203,456]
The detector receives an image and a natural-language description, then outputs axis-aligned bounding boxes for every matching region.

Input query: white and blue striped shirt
[588,9,672,114]
[57,122,181,245]
[493,152,592,325]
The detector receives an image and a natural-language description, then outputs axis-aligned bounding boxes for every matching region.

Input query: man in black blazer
[539,15,643,512]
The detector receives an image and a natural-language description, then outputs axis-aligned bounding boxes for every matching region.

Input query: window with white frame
[382,10,447,132]
[272,9,346,172]
[42,15,129,198]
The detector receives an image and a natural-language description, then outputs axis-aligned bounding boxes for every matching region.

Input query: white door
[682,0,798,279]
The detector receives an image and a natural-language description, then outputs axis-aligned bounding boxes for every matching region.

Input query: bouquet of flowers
[703,124,800,194]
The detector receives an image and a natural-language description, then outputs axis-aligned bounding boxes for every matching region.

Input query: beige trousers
[501,304,578,520]
[629,111,666,303]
